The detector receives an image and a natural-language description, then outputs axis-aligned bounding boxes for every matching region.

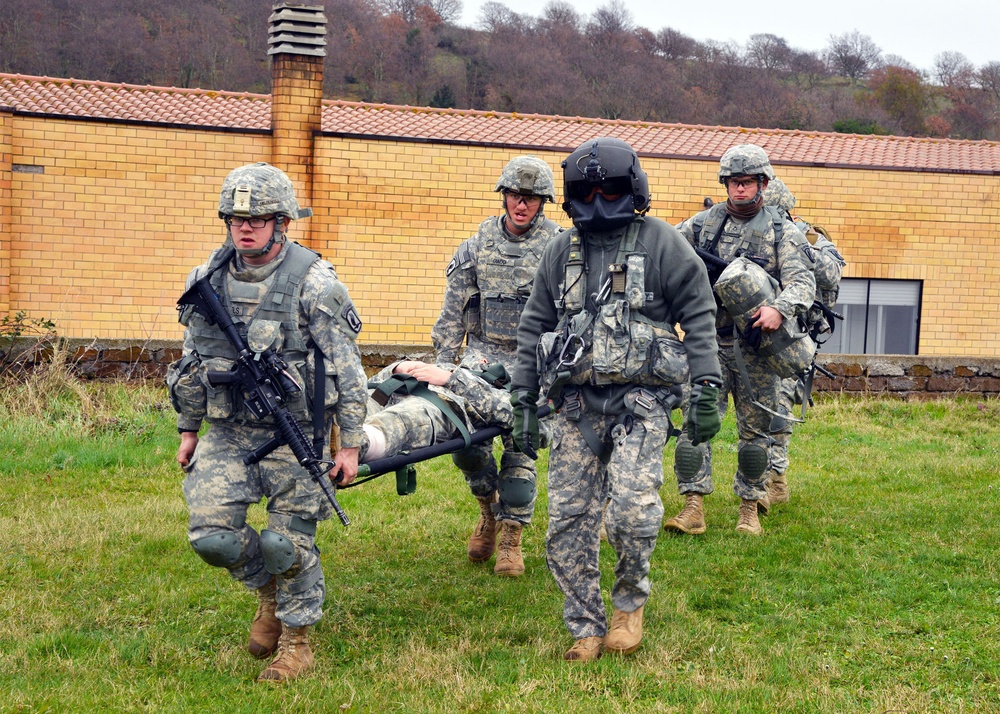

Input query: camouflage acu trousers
[367,392,537,523]
[673,338,784,501]
[182,422,333,628]
[546,393,670,639]
[365,395,450,458]
[769,376,799,475]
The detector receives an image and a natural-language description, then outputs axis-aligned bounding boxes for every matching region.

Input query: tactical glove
[740,321,763,352]
[686,381,721,446]
[510,389,540,460]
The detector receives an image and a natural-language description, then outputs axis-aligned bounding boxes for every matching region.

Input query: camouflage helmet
[718,144,775,184]
[494,155,557,203]
[762,176,796,213]
[218,162,312,220]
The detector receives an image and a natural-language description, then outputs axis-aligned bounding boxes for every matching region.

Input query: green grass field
[1,373,998,713]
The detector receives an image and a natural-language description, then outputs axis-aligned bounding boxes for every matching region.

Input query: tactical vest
[696,204,784,274]
[537,219,689,399]
[465,219,548,346]
[182,242,320,424]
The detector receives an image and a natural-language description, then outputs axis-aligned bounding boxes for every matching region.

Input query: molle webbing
[697,205,782,268]
[187,243,319,364]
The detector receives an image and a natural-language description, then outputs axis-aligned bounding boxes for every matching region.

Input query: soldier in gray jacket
[432,156,562,577]
[510,138,722,661]
[168,163,368,683]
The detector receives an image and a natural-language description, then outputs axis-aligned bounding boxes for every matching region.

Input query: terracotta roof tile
[0,73,270,130]
[3,72,1000,174]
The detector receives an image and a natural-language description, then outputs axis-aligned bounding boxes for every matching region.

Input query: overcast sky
[458,0,997,75]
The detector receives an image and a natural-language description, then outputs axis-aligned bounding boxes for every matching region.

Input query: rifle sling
[313,345,326,456]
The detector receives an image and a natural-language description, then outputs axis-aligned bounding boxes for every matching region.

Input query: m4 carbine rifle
[177,247,350,526]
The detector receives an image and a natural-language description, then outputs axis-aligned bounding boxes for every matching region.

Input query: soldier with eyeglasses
[167,162,367,683]
[431,155,563,578]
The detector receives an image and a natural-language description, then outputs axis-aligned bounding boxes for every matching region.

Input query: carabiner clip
[558,333,585,369]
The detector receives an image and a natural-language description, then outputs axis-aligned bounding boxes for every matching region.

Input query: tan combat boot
[767,471,790,505]
[258,625,314,683]
[663,493,706,535]
[757,492,771,516]
[604,605,644,655]
[494,521,524,576]
[564,636,603,662]
[247,577,282,659]
[468,493,499,562]
[736,498,763,535]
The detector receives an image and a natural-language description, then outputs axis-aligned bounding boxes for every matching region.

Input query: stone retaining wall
[5,338,999,398]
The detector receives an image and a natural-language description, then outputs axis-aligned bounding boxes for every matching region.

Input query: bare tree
[656,27,700,62]
[745,33,791,73]
[976,62,1000,103]
[540,0,580,31]
[477,1,527,32]
[587,0,634,36]
[882,54,919,73]
[427,0,462,24]
[788,49,828,89]
[826,30,882,83]
[933,51,975,89]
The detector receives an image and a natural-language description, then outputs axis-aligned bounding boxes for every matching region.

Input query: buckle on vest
[562,390,583,421]
[631,388,657,418]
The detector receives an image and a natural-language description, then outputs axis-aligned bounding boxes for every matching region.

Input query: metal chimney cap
[267,3,327,58]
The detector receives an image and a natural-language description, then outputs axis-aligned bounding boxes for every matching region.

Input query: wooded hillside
[3,0,998,140]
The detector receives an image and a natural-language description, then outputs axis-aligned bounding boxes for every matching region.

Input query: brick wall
[4,113,998,359]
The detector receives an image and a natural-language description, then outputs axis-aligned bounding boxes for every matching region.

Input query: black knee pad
[498,476,536,507]
[452,446,493,473]
[674,441,705,482]
[737,443,770,480]
[191,531,243,568]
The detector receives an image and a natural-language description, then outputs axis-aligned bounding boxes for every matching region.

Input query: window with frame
[820,279,921,355]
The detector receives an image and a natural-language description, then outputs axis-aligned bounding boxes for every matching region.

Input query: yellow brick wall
[3,113,998,357]
[7,116,269,340]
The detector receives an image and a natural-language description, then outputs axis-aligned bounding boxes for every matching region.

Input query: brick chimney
[268,3,326,249]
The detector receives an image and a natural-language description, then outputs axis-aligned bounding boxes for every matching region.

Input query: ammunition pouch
[462,293,481,335]
[591,300,689,386]
[166,353,206,419]
[202,357,239,420]
[480,294,527,344]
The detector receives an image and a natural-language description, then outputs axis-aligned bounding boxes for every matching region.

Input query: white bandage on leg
[362,424,386,461]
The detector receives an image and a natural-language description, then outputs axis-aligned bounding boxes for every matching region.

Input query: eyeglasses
[224,215,276,229]
[726,177,759,189]
[504,192,543,208]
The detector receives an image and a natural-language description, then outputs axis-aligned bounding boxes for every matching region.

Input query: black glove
[510,389,540,460]
[686,381,721,446]
[741,321,763,351]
